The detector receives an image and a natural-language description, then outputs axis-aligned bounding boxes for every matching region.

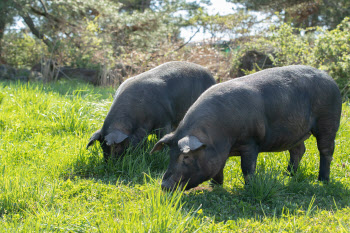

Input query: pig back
[157,62,216,124]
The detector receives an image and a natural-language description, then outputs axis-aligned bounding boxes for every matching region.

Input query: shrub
[231,18,350,97]
[314,17,350,96]
[269,24,314,67]
[2,32,47,68]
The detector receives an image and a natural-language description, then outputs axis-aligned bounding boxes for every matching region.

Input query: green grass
[0,80,349,232]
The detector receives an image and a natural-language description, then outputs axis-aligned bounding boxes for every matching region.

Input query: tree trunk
[0,20,5,64]
[0,0,10,64]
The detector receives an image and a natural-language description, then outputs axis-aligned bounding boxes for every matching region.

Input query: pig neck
[177,107,237,149]
[103,101,150,138]
[102,106,135,136]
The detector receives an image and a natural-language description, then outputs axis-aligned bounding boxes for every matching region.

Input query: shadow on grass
[63,138,169,185]
[181,168,350,222]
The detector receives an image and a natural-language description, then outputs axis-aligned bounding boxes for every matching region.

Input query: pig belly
[259,129,312,152]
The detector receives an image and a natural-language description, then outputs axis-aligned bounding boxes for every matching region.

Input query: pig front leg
[161,123,172,137]
[287,142,306,175]
[155,123,172,139]
[210,167,224,186]
[239,143,259,184]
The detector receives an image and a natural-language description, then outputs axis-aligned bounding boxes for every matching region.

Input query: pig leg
[240,144,259,184]
[287,142,306,175]
[313,118,338,182]
[101,142,111,163]
[210,167,224,186]
[316,134,336,182]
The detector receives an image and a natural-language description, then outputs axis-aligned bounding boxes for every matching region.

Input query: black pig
[152,65,342,191]
[87,61,216,161]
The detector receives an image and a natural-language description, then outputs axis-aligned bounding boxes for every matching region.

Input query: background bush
[230,17,350,97]
[314,18,350,96]
[2,32,46,68]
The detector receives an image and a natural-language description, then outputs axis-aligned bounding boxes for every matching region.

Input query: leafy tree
[188,8,257,39]
[0,0,17,63]
[118,0,151,12]
[226,0,350,29]
[1,0,207,67]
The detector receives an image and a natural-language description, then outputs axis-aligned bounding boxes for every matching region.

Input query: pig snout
[161,180,178,192]
[161,173,184,191]
[101,142,127,162]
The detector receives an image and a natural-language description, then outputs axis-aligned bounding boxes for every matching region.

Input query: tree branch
[174,27,200,51]
[12,0,53,48]
[29,4,78,28]
[147,27,201,62]
[39,0,49,14]
[30,6,72,27]
[21,14,52,48]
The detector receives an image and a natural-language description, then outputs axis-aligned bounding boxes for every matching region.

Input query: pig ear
[105,130,129,146]
[150,134,173,154]
[86,129,102,149]
[178,136,204,153]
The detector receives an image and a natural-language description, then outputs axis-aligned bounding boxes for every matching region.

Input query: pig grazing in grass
[87,61,216,161]
[151,65,342,191]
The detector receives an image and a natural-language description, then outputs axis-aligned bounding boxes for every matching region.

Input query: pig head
[87,128,131,161]
[151,133,230,191]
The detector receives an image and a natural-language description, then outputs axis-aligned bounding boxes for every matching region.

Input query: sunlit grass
[0,80,349,232]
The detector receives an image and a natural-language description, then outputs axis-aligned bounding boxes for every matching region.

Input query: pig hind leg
[287,142,306,175]
[312,118,338,182]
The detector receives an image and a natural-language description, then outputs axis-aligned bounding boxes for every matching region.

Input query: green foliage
[226,0,350,29]
[1,0,207,69]
[231,18,350,97]
[269,24,314,66]
[0,81,349,231]
[2,32,46,68]
[0,0,16,29]
[230,23,314,75]
[314,18,350,95]
[188,8,257,38]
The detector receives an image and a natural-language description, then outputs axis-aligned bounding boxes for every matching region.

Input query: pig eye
[182,155,190,165]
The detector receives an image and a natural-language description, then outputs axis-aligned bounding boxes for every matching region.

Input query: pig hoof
[284,171,295,177]
[318,176,330,183]
[210,180,223,187]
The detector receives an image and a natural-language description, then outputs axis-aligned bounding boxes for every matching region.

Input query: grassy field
[0,80,349,232]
